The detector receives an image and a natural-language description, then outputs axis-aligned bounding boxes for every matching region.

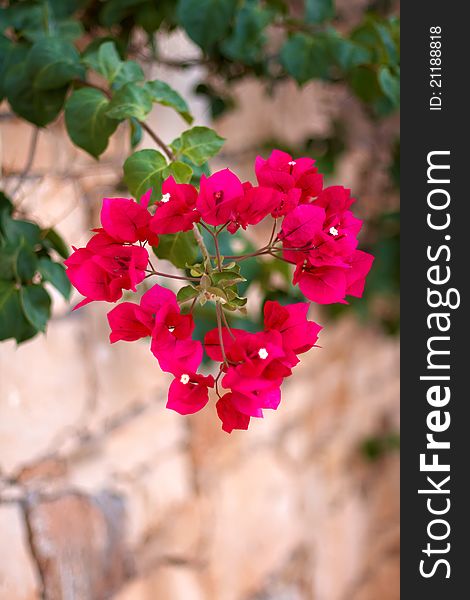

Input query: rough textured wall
[0,34,399,600]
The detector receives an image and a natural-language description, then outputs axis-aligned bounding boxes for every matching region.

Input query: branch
[76,80,175,161]
[145,270,200,282]
[140,121,175,161]
[12,128,39,198]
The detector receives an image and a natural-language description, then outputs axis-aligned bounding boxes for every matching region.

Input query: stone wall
[0,33,399,600]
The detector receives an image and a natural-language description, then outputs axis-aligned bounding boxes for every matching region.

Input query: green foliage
[361,431,400,461]
[0,191,70,343]
[176,0,238,51]
[65,88,119,157]
[221,0,273,64]
[106,81,153,120]
[84,41,144,90]
[170,127,225,166]
[144,80,193,124]
[305,0,334,24]
[153,231,198,269]
[281,33,331,83]
[123,149,168,201]
[27,37,85,90]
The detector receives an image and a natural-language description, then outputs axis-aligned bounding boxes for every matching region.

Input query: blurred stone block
[0,505,40,600]
[27,492,131,600]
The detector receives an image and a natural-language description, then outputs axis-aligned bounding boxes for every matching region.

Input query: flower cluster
[65,150,373,432]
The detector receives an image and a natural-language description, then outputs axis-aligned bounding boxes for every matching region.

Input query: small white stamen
[258,348,269,360]
[288,160,296,166]
[161,193,171,203]
[180,374,190,384]
[329,226,339,237]
[168,326,175,333]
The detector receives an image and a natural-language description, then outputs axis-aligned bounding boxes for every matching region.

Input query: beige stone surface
[0,319,89,474]
[0,505,40,600]
[113,566,207,600]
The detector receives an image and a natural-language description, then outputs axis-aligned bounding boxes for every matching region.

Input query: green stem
[216,303,229,366]
[146,269,200,282]
[192,223,212,269]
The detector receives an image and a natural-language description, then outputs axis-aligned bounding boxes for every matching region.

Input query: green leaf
[20,284,51,332]
[0,34,13,101]
[176,0,237,51]
[0,191,13,219]
[129,117,143,148]
[135,2,165,33]
[378,66,399,107]
[38,257,71,299]
[16,243,38,282]
[99,0,149,27]
[281,33,331,84]
[4,47,68,126]
[305,0,334,24]
[177,284,199,303]
[350,17,399,66]
[182,158,210,186]
[26,37,85,91]
[0,281,37,343]
[163,161,193,183]
[86,41,144,90]
[221,0,273,64]
[123,149,168,202]
[326,31,372,71]
[145,80,193,124]
[65,88,119,158]
[42,228,69,259]
[205,286,228,303]
[171,126,225,166]
[0,244,19,280]
[211,270,246,287]
[153,231,198,269]
[348,66,381,103]
[47,0,87,20]
[106,82,153,121]
[2,215,41,246]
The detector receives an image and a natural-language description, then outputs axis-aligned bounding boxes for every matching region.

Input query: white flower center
[329,226,339,237]
[168,326,175,332]
[258,348,269,360]
[180,374,190,384]
[161,193,171,203]
[288,160,296,166]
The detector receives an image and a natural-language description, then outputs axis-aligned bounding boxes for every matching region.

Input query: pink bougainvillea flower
[107,281,178,341]
[99,190,158,246]
[150,176,200,234]
[219,330,289,414]
[264,300,321,366]
[293,264,348,305]
[203,327,246,363]
[216,393,251,433]
[271,188,301,218]
[226,182,282,234]
[107,301,153,343]
[314,185,355,217]
[65,232,148,309]
[150,299,202,374]
[167,371,215,415]
[107,282,203,374]
[255,149,323,202]
[196,168,244,226]
[279,204,326,252]
[345,250,375,298]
